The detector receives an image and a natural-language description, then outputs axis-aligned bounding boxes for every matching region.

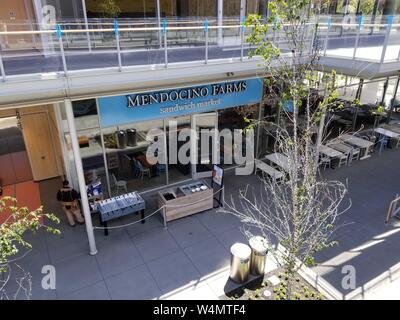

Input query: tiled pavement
[5,174,268,300]
[4,146,400,300]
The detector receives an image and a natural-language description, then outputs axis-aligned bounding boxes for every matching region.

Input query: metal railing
[0,15,398,82]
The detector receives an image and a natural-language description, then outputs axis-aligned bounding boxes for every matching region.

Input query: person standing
[56,180,85,227]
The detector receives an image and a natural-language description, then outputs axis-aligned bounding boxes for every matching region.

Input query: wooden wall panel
[0,104,64,182]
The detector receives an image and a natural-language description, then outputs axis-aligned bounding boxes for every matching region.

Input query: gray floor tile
[105,264,161,300]
[131,228,180,262]
[167,216,213,249]
[95,236,144,278]
[147,251,201,293]
[53,254,103,297]
[60,281,111,300]
[184,237,230,277]
[47,238,89,264]
[125,213,165,238]
[196,211,242,235]
[215,226,250,251]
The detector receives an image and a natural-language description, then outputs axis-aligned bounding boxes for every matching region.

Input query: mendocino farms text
[126,81,247,107]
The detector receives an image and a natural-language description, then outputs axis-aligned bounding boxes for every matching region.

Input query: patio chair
[319,156,331,170]
[156,164,167,175]
[134,158,151,180]
[111,173,128,193]
[124,154,138,177]
[337,154,348,168]
[350,148,360,162]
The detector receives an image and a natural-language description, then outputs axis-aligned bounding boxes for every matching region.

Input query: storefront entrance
[191,112,218,179]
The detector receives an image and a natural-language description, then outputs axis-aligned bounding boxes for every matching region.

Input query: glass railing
[0,15,399,81]
[318,14,400,63]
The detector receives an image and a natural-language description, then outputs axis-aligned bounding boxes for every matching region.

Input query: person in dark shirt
[56,180,84,227]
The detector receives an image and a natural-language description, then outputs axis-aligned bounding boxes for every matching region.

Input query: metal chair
[111,173,128,193]
[156,164,167,175]
[134,158,151,180]
[350,148,361,162]
[319,155,331,170]
[337,155,348,168]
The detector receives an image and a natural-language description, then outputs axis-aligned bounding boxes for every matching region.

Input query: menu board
[212,165,224,187]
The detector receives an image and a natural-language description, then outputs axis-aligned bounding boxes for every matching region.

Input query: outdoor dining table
[264,153,291,173]
[339,134,374,160]
[374,127,400,154]
[380,124,400,134]
[319,145,345,159]
[374,127,400,139]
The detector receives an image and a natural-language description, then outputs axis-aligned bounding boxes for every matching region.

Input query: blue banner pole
[204,19,209,64]
[56,24,68,76]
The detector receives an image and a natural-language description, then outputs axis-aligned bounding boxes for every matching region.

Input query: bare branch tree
[220,0,352,299]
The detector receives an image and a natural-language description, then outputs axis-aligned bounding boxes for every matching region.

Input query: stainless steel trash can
[249,236,268,276]
[229,243,252,283]
[115,130,127,149]
[126,128,137,146]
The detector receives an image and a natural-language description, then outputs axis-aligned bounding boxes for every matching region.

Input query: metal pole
[81,0,92,52]
[64,98,98,256]
[163,18,168,68]
[0,53,6,82]
[310,21,317,55]
[380,77,390,107]
[353,15,363,60]
[240,17,245,62]
[352,79,364,131]
[114,20,122,72]
[204,19,209,64]
[386,76,400,124]
[380,15,393,64]
[56,25,68,76]
[217,0,223,46]
[240,0,246,26]
[324,16,331,56]
[95,99,112,197]
[156,0,162,49]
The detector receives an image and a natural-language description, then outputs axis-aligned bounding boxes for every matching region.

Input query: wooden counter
[158,180,213,225]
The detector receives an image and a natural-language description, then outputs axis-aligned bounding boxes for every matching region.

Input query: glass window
[218,105,258,167]
[103,119,166,195]
[71,99,109,198]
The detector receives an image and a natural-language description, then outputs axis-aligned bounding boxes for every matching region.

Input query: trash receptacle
[229,243,252,283]
[249,236,268,276]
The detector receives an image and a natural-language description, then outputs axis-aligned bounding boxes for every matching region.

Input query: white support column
[64,98,98,256]
[81,0,92,52]
[217,0,223,46]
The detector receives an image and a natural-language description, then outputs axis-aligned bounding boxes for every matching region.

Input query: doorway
[0,116,32,186]
[191,112,218,179]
